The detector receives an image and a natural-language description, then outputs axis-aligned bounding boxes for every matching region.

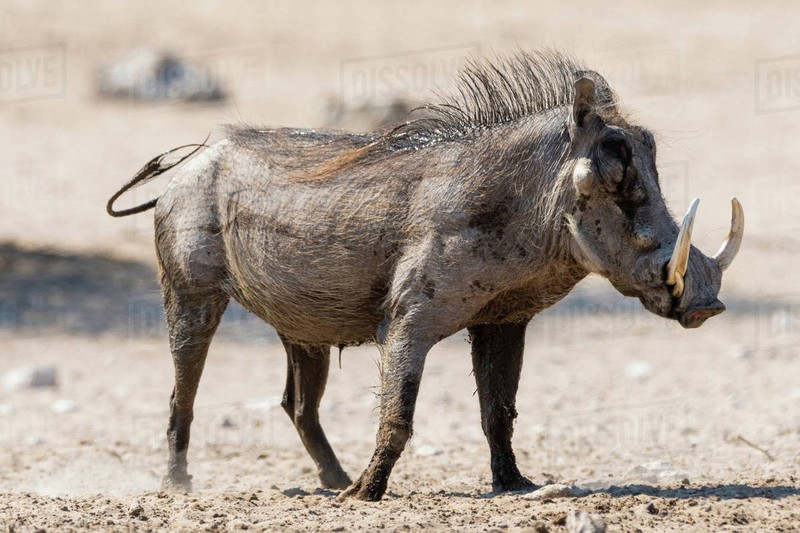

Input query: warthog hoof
[337,477,384,502]
[161,472,193,493]
[320,468,352,490]
[493,474,537,493]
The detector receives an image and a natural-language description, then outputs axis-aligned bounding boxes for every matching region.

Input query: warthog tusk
[666,197,700,298]
[713,197,744,272]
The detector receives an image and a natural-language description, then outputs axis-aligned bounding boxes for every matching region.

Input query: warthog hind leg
[469,321,536,493]
[280,338,351,490]
[162,286,229,492]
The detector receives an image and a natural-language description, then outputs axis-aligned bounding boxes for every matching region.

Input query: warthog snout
[679,298,726,329]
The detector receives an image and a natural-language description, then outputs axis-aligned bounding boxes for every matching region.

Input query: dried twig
[731,435,775,461]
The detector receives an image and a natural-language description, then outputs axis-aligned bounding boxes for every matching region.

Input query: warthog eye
[601,138,631,163]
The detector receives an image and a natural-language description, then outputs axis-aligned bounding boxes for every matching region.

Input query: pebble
[414,444,443,457]
[523,484,588,500]
[244,397,282,411]
[4,366,58,390]
[128,503,144,517]
[731,344,753,359]
[624,460,682,484]
[625,361,652,380]
[566,510,606,533]
[51,399,76,413]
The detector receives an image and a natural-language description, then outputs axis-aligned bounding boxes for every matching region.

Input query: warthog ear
[572,77,596,128]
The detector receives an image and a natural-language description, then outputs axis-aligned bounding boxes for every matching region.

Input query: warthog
[108,51,743,501]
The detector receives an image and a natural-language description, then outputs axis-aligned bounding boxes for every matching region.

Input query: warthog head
[564,76,743,328]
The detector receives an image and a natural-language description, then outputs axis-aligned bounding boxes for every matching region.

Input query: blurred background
[0,1,798,528]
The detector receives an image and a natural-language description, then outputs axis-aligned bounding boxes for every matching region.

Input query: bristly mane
[273,49,617,180]
[383,49,616,150]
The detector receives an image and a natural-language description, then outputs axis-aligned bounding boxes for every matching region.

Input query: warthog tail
[106,135,209,217]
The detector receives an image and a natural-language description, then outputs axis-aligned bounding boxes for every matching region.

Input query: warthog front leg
[279,338,351,490]
[468,321,536,493]
[339,325,433,501]
[161,286,229,492]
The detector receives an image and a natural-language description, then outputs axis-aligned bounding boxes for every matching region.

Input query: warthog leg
[279,338,351,489]
[469,321,536,493]
[340,327,433,501]
[161,286,229,492]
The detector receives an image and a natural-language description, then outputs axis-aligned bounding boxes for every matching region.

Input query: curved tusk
[565,213,609,276]
[666,197,700,298]
[713,197,744,272]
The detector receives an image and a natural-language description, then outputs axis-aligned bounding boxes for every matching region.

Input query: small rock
[281,487,310,497]
[645,502,658,515]
[245,397,282,411]
[51,399,76,413]
[128,503,144,517]
[625,361,652,380]
[414,444,442,457]
[523,484,588,500]
[727,392,745,408]
[730,344,752,359]
[529,423,547,437]
[228,519,250,530]
[533,522,550,533]
[576,477,621,491]
[732,512,749,525]
[25,436,44,446]
[221,416,235,428]
[624,461,682,484]
[4,366,58,390]
[566,510,606,533]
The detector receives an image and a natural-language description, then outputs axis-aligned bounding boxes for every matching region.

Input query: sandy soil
[1,1,800,531]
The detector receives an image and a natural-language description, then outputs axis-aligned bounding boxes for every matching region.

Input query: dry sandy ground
[2,320,799,532]
[1,1,800,531]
